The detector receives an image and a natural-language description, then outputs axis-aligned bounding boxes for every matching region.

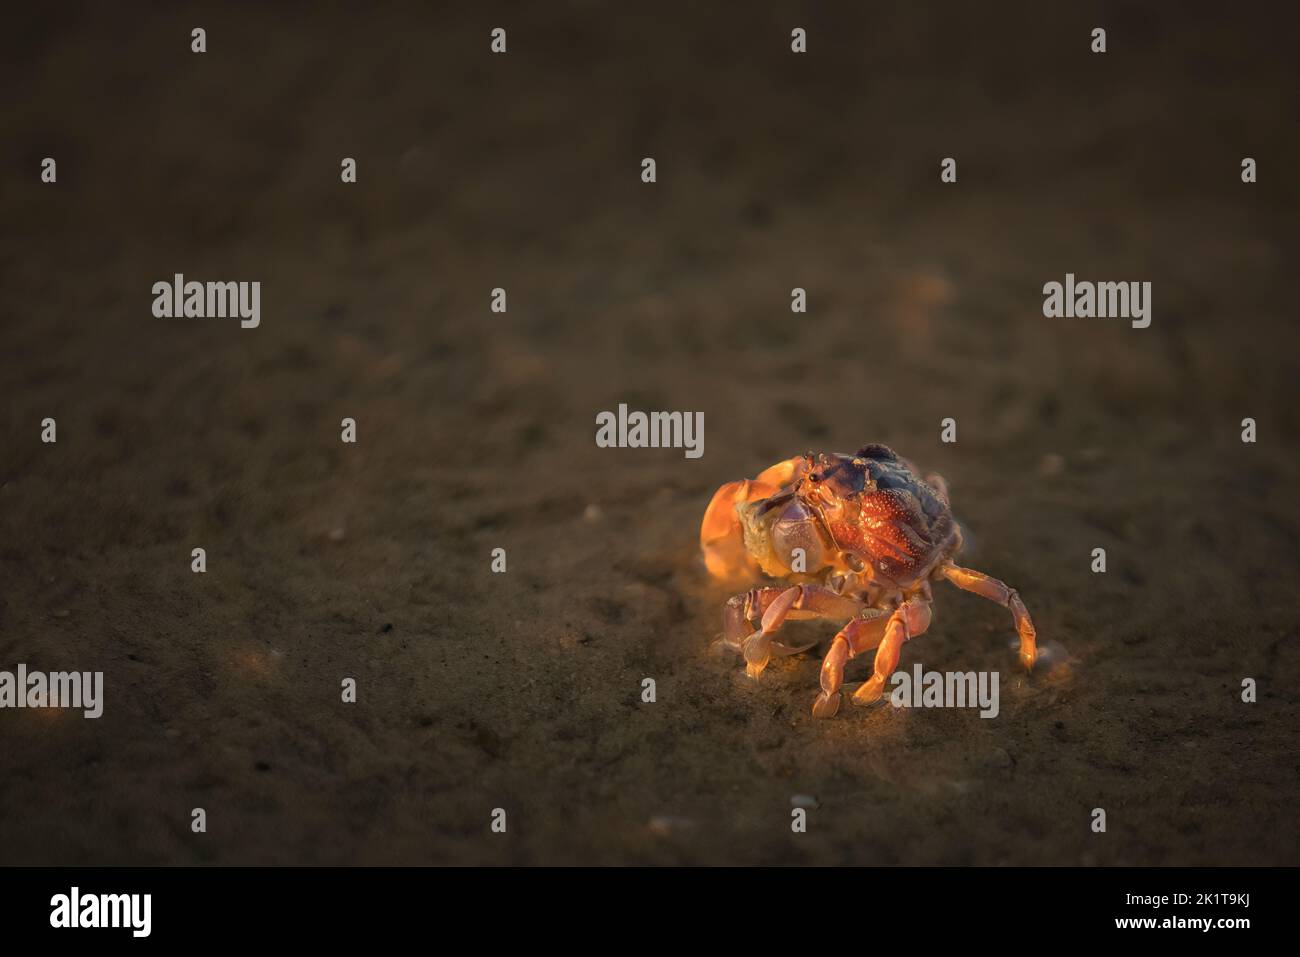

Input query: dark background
[1,1,1297,864]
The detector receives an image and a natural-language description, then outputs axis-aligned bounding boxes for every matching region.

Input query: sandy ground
[1,3,1298,865]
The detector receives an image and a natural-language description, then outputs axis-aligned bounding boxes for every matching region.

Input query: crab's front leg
[722,584,862,678]
[850,597,934,706]
[936,562,1037,669]
[812,609,891,717]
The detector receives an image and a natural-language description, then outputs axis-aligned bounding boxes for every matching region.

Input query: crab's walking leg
[722,585,862,678]
[811,609,890,718]
[851,598,933,705]
[937,562,1037,669]
[721,587,782,651]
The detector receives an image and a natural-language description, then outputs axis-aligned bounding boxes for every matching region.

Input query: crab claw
[753,454,811,489]
[700,480,771,580]
[700,456,812,581]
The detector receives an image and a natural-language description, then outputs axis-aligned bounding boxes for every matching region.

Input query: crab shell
[702,444,960,590]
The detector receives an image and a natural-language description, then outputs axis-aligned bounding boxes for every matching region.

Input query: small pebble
[790,794,820,809]
[1037,452,1065,477]
[583,504,603,523]
[983,747,1014,769]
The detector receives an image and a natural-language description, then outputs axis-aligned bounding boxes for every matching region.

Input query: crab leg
[721,584,863,678]
[851,597,933,706]
[811,609,891,718]
[936,562,1037,669]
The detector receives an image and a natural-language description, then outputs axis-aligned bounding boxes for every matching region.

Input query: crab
[700,443,1037,718]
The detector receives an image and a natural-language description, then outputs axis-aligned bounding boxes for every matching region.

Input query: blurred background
[1,1,1297,864]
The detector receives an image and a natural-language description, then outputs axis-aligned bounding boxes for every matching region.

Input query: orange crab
[700,444,1037,718]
